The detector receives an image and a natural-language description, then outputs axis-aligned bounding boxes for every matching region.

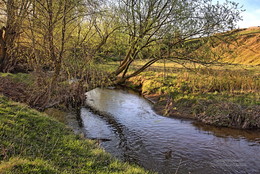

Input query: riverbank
[126,69,260,129]
[0,96,150,173]
[0,73,150,173]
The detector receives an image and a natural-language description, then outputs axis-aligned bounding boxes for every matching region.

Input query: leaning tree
[109,0,243,83]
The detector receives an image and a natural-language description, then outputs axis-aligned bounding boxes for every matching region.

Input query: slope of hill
[223,27,260,65]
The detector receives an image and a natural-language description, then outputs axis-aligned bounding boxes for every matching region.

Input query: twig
[175,158,182,174]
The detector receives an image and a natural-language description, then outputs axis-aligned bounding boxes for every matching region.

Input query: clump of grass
[0,158,58,174]
[193,100,260,129]
[0,96,150,173]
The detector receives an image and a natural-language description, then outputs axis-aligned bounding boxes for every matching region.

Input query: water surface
[80,88,260,174]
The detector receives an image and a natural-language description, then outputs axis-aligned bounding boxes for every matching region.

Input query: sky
[214,0,260,28]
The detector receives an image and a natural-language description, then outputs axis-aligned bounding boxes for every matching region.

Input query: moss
[0,96,150,173]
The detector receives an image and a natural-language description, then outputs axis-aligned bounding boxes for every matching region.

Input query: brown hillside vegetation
[223,27,260,65]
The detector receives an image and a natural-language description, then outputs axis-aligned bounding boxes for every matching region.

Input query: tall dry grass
[177,68,260,94]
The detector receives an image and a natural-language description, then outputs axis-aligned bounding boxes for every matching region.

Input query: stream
[76,88,260,174]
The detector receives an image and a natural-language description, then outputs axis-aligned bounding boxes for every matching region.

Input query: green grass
[131,68,259,101]
[0,96,150,174]
[127,66,260,128]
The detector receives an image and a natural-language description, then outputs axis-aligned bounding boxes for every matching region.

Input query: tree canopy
[109,0,243,82]
[0,0,244,108]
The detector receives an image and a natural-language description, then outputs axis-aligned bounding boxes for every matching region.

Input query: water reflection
[193,122,260,143]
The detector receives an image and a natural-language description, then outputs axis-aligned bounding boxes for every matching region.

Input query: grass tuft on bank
[0,96,150,174]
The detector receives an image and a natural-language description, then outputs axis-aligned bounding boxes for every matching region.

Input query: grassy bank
[0,96,149,173]
[127,67,260,129]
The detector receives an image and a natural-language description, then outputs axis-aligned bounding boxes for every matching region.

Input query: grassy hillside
[0,96,149,174]
[221,27,260,65]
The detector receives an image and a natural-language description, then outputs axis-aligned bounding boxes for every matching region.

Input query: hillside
[222,27,260,65]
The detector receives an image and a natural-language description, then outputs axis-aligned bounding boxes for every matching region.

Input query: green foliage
[173,92,259,108]
[0,96,150,174]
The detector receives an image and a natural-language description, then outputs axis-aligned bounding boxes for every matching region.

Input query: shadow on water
[81,105,146,164]
[77,88,260,174]
[193,122,260,144]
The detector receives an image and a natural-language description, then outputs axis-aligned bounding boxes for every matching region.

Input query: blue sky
[214,0,260,28]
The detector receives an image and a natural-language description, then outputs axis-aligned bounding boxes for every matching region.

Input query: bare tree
[21,0,89,108]
[23,0,112,109]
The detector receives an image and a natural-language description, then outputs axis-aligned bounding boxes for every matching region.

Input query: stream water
[78,88,260,174]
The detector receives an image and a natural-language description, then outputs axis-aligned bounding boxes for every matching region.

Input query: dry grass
[221,28,260,65]
[177,68,260,93]
[194,101,260,129]
[131,27,260,67]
